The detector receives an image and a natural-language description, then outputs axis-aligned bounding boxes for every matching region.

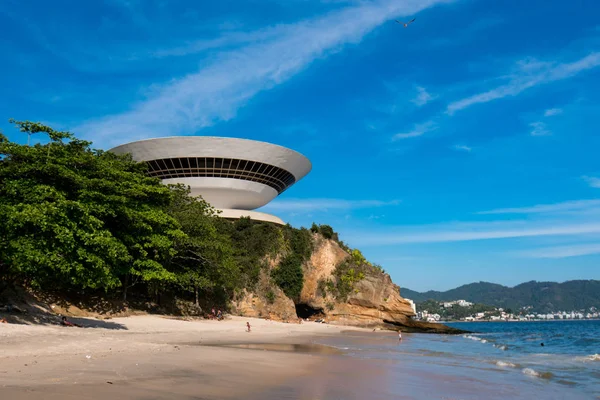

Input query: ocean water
[252,320,600,399]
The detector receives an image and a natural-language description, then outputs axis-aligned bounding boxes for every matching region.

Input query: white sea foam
[493,344,508,351]
[463,334,483,342]
[496,360,517,368]
[522,368,540,377]
[522,368,553,379]
[573,354,600,363]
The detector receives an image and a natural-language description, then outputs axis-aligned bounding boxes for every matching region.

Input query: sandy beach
[0,315,371,399]
[4,316,593,399]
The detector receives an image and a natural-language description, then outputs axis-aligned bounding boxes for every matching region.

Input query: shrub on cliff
[318,224,335,239]
[271,254,304,301]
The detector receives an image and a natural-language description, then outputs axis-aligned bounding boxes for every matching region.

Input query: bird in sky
[395,18,416,28]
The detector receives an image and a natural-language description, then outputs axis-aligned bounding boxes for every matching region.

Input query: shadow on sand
[1,288,128,330]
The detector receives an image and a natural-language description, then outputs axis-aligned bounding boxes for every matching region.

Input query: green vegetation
[0,121,181,295]
[272,254,304,301]
[318,248,385,302]
[403,280,600,314]
[310,223,335,240]
[265,290,275,304]
[0,121,377,314]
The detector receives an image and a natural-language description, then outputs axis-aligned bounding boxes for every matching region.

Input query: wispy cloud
[446,52,600,115]
[75,0,453,148]
[343,197,600,246]
[582,176,600,188]
[392,121,437,140]
[261,198,401,212]
[347,221,600,245]
[518,243,600,259]
[477,199,600,215]
[411,86,435,107]
[452,144,472,152]
[529,121,551,136]
[544,108,563,117]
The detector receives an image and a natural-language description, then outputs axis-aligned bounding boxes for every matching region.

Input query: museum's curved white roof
[109,136,312,181]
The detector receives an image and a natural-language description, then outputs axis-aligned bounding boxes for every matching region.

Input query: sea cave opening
[295,303,325,320]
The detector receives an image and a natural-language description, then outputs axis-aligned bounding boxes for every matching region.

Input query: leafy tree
[0,121,183,295]
[318,224,334,239]
[165,185,240,305]
[286,226,313,261]
[222,218,282,289]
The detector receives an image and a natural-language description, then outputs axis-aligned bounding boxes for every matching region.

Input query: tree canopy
[0,120,377,315]
[0,121,182,292]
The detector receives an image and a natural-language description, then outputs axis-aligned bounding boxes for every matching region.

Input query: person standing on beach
[246,322,251,332]
[398,330,402,342]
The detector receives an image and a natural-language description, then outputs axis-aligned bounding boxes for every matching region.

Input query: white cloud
[583,176,600,188]
[411,86,435,107]
[75,0,453,148]
[342,197,600,247]
[446,52,600,115]
[345,221,600,245]
[544,108,563,117]
[518,243,600,259]
[261,198,400,212]
[392,121,437,140]
[477,199,600,215]
[452,144,472,152]
[529,121,551,136]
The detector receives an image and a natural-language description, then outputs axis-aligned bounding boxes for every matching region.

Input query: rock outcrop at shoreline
[233,234,465,334]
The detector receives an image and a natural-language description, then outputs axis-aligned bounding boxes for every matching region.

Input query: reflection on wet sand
[216,342,344,355]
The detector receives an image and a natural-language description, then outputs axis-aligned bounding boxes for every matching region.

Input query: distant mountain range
[401,280,600,313]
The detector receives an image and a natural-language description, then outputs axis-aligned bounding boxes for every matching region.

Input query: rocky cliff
[233,233,464,334]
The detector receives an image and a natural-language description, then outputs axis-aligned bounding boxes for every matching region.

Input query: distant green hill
[400,280,600,313]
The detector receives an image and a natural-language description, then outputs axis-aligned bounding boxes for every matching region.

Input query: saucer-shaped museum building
[110,137,311,224]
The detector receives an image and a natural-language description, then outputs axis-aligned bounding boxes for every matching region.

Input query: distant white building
[405,298,417,314]
[443,299,473,308]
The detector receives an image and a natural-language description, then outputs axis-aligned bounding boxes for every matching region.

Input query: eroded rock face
[327,274,416,328]
[299,235,348,310]
[233,234,465,333]
[299,237,416,328]
[231,273,298,323]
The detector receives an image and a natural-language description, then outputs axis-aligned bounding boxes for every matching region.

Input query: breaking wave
[495,360,518,368]
[522,368,553,379]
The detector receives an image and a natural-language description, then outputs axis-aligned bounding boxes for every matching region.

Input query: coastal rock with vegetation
[0,121,462,333]
[229,224,464,333]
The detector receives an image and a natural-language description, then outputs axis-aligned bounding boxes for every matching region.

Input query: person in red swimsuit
[61,316,81,327]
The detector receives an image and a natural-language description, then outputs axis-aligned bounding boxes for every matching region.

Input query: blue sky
[2,0,600,291]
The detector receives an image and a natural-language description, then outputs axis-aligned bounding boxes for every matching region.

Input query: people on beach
[61,316,81,327]
[211,308,216,319]
[246,322,251,332]
[0,317,7,323]
[217,309,223,320]
[398,330,402,342]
